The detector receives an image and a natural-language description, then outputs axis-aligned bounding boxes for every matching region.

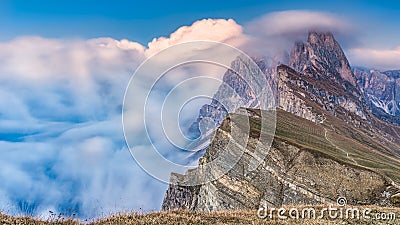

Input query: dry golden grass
[0,213,79,225]
[1,206,399,225]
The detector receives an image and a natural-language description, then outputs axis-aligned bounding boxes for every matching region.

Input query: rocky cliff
[279,32,399,147]
[162,109,400,211]
[286,32,367,123]
[162,32,400,212]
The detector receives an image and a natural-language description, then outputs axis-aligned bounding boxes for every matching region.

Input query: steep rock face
[189,55,275,142]
[286,32,368,124]
[277,66,321,123]
[191,32,373,139]
[162,109,400,211]
[353,67,400,125]
[282,32,400,144]
[277,65,366,126]
[190,32,377,146]
[189,32,400,143]
[290,32,358,88]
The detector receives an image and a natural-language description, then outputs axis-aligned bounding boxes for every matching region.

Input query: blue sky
[1,0,399,47]
[0,0,399,220]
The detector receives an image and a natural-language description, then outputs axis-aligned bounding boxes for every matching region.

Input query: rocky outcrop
[162,109,400,211]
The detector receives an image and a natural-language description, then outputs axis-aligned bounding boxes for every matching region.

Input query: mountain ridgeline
[162,32,400,211]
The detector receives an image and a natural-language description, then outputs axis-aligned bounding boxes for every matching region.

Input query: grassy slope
[232,108,400,184]
[273,109,400,184]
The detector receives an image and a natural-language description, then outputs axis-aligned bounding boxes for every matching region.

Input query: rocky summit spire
[289,31,357,88]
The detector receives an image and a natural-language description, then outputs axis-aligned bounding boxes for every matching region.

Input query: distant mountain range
[162,32,400,211]
[353,67,400,125]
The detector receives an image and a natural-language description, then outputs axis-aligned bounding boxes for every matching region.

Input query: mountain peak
[308,31,335,46]
[290,31,357,87]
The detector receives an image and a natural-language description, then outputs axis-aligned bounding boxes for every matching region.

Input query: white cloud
[245,10,350,38]
[348,46,400,70]
[146,18,247,56]
[240,10,354,58]
[0,37,144,80]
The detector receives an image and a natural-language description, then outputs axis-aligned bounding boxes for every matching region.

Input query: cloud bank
[246,10,351,38]
[0,36,163,218]
[243,10,361,59]
[0,18,249,219]
[348,46,400,70]
[146,18,247,55]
